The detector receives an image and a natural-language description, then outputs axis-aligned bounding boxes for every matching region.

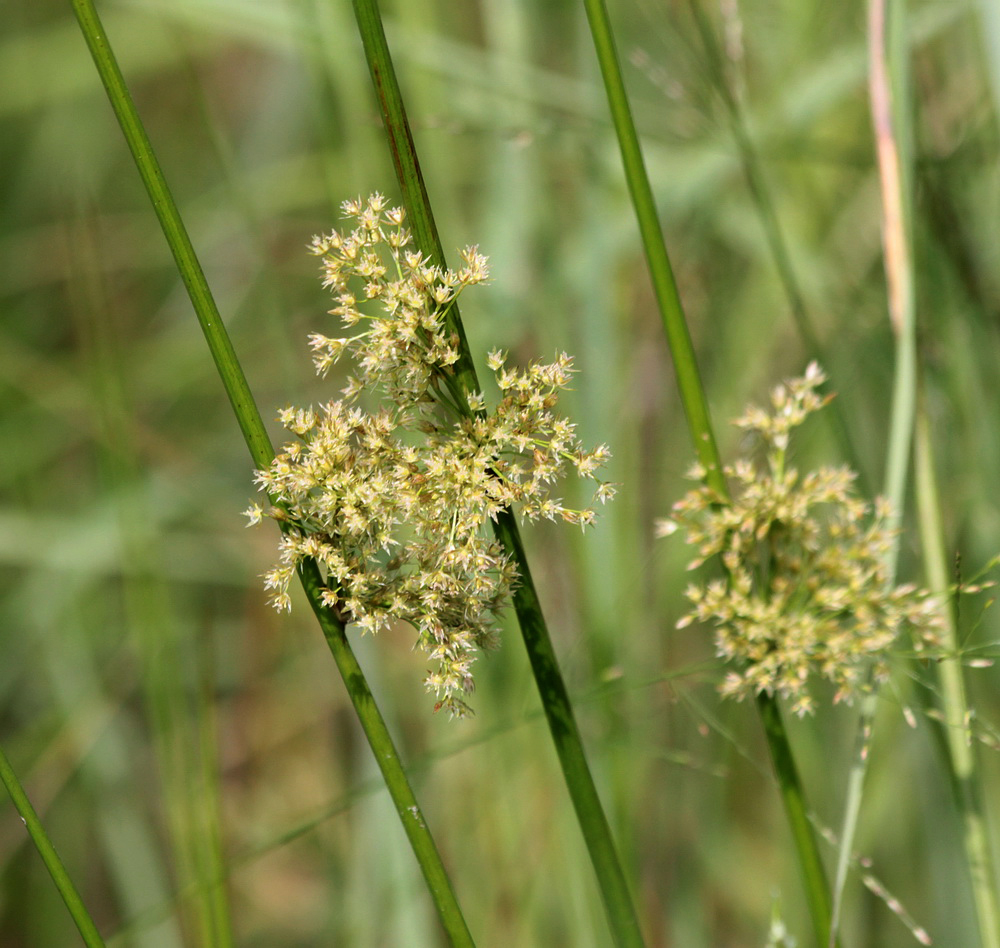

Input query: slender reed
[581,0,724,495]
[350,2,646,945]
[69,1,474,943]
[580,0,834,942]
[914,407,1000,948]
[0,744,106,947]
[684,0,867,493]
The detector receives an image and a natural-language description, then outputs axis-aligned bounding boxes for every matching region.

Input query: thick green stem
[492,511,647,948]
[757,695,833,948]
[70,2,474,943]
[351,2,645,944]
[297,560,476,946]
[580,0,834,942]
[581,0,724,496]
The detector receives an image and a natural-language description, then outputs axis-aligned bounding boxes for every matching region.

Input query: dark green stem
[581,0,724,496]
[757,694,834,947]
[297,559,476,943]
[492,511,647,948]
[351,2,645,944]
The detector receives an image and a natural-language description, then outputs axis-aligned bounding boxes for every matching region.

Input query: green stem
[685,0,867,494]
[825,1,920,943]
[297,560,476,944]
[581,0,724,496]
[69,0,271,472]
[350,0,479,411]
[757,694,833,947]
[70,2,474,943]
[915,407,1000,948]
[351,3,645,945]
[0,744,106,947]
[580,0,836,942]
[493,511,647,948]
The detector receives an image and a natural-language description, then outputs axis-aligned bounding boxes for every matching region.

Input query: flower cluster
[658,363,943,716]
[247,194,614,716]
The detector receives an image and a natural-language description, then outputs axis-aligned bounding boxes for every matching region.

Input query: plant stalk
[915,407,1000,948]
[351,1,646,944]
[580,0,836,941]
[69,2,474,943]
[0,744,106,947]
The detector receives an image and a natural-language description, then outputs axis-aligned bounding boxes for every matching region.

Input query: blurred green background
[3,0,1000,944]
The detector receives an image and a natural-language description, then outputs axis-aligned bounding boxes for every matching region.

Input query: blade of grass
[350,2,646,946]
[0,743,107,947]
[68,2,475,944]
[580,1,837,944]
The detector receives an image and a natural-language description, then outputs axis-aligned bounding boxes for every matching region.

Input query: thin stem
[757,694,833,948]
[581,0,725,496]
[915,406,1000,948]
[824,1,920,942]
[296,559,477,944]
[581,0,835,942]
[69,2,474,943]
[869,0,917,549]
[0,744,107,947]
[351,2,646,945]
[827,2,917,940]
[685,0,868,495]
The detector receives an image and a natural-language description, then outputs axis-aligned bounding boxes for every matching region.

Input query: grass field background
[3,0,1000,944]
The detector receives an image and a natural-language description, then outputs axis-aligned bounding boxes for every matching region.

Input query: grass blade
[915,406,1000,948]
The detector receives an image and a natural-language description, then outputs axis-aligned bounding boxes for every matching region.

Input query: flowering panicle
[247,194,614,717]
[658,363,943,716]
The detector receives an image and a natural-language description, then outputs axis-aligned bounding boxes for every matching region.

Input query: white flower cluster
[660,364,943,716]
[247,194,614,716]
